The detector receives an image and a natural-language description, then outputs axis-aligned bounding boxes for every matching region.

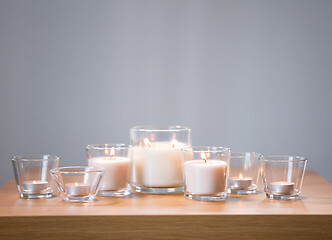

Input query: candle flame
[151,134,155,141]
[33,181,37,184]
[172,133,176,140]
[239,173,243,179]
[104,144,109,155]
[144,138,150,147]
[206,152,211,158]
[200,151,207,163]
[110,147,115,156]
[105,147,115,157]
[171,139,178,148]
[75,182,78,186]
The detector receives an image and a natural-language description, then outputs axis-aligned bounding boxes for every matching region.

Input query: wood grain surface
[0,170,331,239]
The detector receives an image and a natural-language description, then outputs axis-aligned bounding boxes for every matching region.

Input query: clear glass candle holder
[261,155,307,200]
[11,155,59,199]
[182,147,230,201]
[50,166,103,202]
[86,144,131,197]
[227,152,262,195]
[130,125,191,194]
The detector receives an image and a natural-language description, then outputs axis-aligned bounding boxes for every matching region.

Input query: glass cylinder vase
[227,152,262,195]
[261,155,307,200]
[86,144,131,197]
[182,146,230,201]
[11,155,59,199]
[130,125,191,194]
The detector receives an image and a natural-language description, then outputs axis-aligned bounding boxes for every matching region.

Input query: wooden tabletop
[0,170,331,239]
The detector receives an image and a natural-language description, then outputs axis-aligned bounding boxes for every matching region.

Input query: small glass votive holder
[11,155,59,199]
[86,144,132,197]
[182,147,230,201]
[50,166,103,202]
[227,152,262,195]
[261,155,307,200]
[130,125,191,194]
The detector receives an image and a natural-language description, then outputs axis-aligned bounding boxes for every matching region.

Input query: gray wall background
[0,0,331,186]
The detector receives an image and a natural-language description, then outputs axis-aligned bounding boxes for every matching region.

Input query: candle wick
[171,139,177,148]
[200,151,207,163]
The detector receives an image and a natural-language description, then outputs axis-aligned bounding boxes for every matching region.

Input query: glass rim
[86,144,129,150]
[50,166,104,174]
[231,152,263,157]
[262,155,307,163]
[181,146,230,153]
[11,155,60,162]
[130,125,191,132]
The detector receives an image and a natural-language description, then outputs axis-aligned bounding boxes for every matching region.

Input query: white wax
[88,157,131,190]
[184,160,228,195]
[270,181,295,195]
[228,177,252,189]
[131,142,189,188]
[66,183,90,196]
[23,180,48,193]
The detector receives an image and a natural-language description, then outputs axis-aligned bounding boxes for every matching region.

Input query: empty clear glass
[11,155,59,199]
[261,155,307,200]
[182,147,230,201]
[130,125,191,194]
[228,152,262,195]
[50,166,103,202]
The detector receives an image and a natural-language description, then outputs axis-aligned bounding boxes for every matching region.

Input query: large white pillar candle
[88,157,131,190]
[23,180,48,193]
[270,181,295,195]
[66,183,90,196]
[131,141,189,188]
[184,160,228,195]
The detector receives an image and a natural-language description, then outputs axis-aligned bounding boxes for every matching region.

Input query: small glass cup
[11,155,59,199]
[227,152,262,195]
[130,125,191,194]
[86,144,131,197]
[50,166,103,202]
[182,147,230,201]
[261,155,307,200]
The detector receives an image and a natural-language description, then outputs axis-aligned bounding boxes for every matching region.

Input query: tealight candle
[66,182,90,196]
[23,180,48,193]
[228,174,252,190]
[270,181,295,195]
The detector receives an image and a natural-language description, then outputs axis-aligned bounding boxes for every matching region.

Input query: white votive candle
[131,141,189,188]
[66,182,90,196]
[270,181,295,195]
[184,160,228,195]
[23,180,48,193]
[228,174,252,190]
[88,157,131,190]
